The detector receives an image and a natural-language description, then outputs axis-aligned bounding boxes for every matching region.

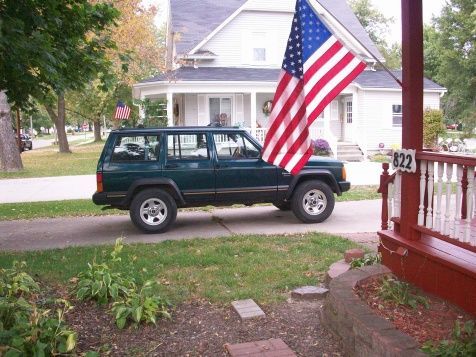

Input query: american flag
[114,101,131,120]
[262,0,366,174]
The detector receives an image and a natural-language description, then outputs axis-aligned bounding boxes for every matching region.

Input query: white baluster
[465,166,475,243]
[453,165,464,240]
[388,182,394,228]
[418,160,427,226]
[394,171,402,218]
[444,163,453,236]
[435,162,444,233]
[426,162,434,229]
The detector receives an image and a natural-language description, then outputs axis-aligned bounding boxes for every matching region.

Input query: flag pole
[308,0,403,87]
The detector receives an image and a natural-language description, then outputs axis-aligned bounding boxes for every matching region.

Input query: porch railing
[380,151,476,252]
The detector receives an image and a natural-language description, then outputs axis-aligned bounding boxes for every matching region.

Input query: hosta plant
[0,261,39,298]
[74,238,135,304]
[422,320,476,356]
[111,280,170,329]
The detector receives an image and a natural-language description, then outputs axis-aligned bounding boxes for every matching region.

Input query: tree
[426,0,475,130]
[0,0,119,165]
[70,0,166,141]
[0,92,22,171]
[348,0,402,69]
[423,108,445,148]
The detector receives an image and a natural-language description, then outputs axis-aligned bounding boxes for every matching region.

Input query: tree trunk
[45,94,71,153]
[0,91,23,171]
[93,117,101,142]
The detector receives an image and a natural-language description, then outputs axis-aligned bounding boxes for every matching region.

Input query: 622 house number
[392,149,416,173]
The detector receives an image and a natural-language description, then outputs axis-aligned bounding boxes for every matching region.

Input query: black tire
[291,180,335,223]
[273,201,291,211]
[129,189,177,233]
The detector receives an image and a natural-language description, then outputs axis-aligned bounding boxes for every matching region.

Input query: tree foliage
[425,0,476,128]
[423,108,445,148]
[348,0,401,69]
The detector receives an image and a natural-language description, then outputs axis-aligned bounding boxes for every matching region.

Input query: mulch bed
[356,278,475,345]
[66,299,343,356]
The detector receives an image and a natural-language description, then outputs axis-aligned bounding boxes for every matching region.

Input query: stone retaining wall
[320,265,426,357]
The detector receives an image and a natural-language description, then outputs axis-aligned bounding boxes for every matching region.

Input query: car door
[213,131,278,203]
[163,132,215,204]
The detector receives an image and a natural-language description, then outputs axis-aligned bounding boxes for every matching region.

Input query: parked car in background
[446,123,458,130]
[20,134,32,151]
[93,127,350,233]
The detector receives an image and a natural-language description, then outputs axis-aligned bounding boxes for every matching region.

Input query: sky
[149,0,447,44]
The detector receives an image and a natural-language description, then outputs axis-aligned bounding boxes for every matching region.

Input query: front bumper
[339,181,351,193]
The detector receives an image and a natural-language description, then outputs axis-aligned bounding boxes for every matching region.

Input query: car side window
[111,135,160,162]
[214,133,261,160]
[167,133,209,160]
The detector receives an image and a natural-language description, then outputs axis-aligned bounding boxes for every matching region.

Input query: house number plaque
[392,149,416,173]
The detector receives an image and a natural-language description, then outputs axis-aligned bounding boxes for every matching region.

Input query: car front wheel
[291,180,335,223]
[129,189,177,233]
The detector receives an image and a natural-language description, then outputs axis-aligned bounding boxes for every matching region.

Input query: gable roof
[171,0,383,60]
[140,67,445,91]
[171,0,247,55]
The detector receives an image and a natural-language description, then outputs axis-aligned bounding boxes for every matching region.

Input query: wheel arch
[125,178,185,208]
[286,170,341,200]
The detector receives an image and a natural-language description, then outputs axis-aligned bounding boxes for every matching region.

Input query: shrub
[424,109,445,148]
[311,139,331,156]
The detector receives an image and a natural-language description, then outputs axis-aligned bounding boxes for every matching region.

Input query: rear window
[111,135,161,162]
[167,133,209,160]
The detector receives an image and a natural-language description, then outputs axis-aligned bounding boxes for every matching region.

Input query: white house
[132,0,445,160]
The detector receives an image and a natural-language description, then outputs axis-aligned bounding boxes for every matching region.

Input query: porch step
[337,142,364,162]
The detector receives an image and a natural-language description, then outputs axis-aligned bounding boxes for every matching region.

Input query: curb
[320,265,426,357]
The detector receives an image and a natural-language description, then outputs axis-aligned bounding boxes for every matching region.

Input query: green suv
[93,127,350,233]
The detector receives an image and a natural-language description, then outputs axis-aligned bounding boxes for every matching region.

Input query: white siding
[184,94,198,125]
[199,10,293,68]
[356,90,441,153]
[245,0,294,12]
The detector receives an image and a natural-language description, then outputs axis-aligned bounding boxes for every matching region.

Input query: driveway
[0,200,381,251]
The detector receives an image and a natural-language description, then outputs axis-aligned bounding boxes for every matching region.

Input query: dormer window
[252,32,267,63]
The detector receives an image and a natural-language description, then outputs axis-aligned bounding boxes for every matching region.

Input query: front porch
[379,152,476,314]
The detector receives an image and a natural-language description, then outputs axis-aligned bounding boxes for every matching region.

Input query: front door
[213,132,278,203]
[163,132,215,204]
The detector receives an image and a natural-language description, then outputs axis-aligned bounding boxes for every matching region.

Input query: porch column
[400,0,423,240]
[138,93,146,125]
[250,91,257,135]
[166,91,173,127]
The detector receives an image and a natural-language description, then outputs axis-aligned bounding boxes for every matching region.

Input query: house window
[209,97,232,125]
[346,101,353,124]
[392,104,402,127]
[252,32,266,62]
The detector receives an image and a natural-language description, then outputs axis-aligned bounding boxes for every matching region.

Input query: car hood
[304,155,344,168]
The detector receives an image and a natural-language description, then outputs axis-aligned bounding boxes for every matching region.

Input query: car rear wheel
[291,180,335,223]
[129,189,177,233]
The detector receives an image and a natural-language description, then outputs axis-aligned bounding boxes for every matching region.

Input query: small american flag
[262,0,366,174]
[114,101,131,120]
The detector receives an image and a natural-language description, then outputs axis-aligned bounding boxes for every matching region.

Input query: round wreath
[262,100,273,115]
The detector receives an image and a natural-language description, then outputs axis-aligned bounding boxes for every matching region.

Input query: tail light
[96,172,103,193]
[342,166,347,181]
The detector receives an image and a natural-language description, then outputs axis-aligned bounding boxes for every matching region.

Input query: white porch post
[138,93,146,125]
[166,91,173,127]
[250,91,257,136]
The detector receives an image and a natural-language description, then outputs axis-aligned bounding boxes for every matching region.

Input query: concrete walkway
[0,200,381,251]
[0,161,384,204]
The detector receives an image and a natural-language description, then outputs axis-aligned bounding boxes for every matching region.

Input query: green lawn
[0,185,380,221]
[0,233,358,304]
[0,141,104,179]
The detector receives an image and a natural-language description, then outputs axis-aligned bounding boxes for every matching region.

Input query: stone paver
[225,338,296,357]
[231,299,265,320]
[326,260,350,281]
[344,248,365,263]
[291,286,329,300]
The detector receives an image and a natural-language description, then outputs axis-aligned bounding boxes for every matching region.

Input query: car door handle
[165,163,178,169]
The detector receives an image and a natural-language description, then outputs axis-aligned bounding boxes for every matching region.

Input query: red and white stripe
[262,35,366,174]
[115,104,131,120]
